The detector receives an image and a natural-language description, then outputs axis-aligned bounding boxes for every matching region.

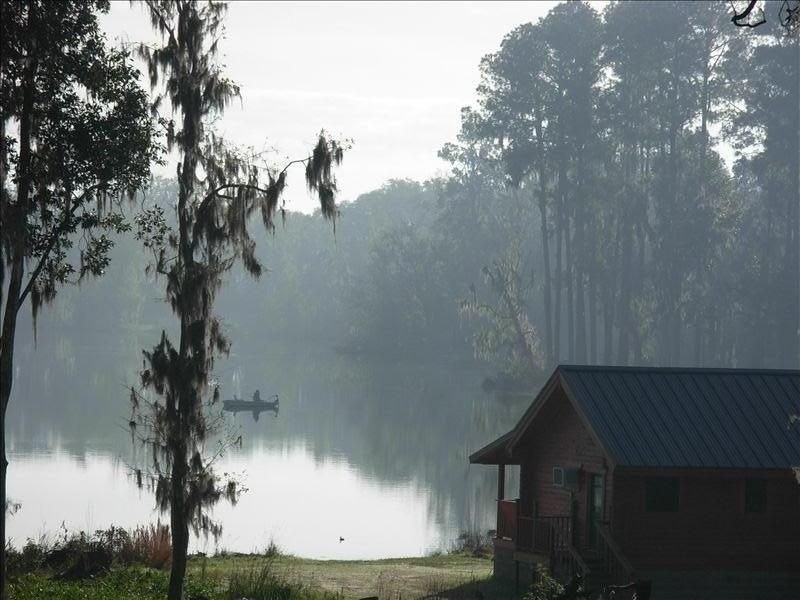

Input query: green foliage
[5,524,172,578]
[1,0,158,591]
[0,0,159,319]
[522,566,564,600]
[7,569,217,600]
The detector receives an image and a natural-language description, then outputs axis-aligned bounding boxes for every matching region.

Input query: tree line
[448,1,799,373]
[17,1,797,379]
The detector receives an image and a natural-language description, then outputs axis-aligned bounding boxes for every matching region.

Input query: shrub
[6,537,49,575]
[129,523,172,569]
[523,565,587,600]
[262,537,282,558]
[6,522,173,579]
[449,530,493,558]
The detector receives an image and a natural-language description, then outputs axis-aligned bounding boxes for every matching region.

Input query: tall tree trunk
[168,435,189,600]
[554,188,563,363]
[574,227,586,363]
[694,60,711,368]
[559,121,574,363]
[617,150,633,365]
[537,187,553,366]
[588,266,597,364]
[0,257,23,600]
[565,203,574,362]
[167,74,201,600]
[535,118,553,366]
[0,5,37,590]
[632,221,646,363]
[603,267,614,364]
[575,152,587,363]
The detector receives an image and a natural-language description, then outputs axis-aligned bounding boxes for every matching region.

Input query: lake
[6,336,523,559]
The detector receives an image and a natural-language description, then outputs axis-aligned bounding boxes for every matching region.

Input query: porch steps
[581,558,620,600]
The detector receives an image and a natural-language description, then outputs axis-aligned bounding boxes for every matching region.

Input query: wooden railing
[551,542,591,584]
[497,499,517,540]
[495,501,591,584]
[494,502,635,588]
[517,515,534,550]
[534,515,572,553]
[509,512,573,555]
[596,521,635,584]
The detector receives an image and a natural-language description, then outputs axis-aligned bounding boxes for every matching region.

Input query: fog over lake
[7,329,522,558]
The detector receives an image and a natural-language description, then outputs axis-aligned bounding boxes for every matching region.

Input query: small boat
[223,398,279,411]
[223,391,279,413]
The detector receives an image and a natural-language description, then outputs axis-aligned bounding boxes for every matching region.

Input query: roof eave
[469,430,518,465]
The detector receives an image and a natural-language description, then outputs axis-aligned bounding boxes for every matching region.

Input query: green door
[587,474,604,548]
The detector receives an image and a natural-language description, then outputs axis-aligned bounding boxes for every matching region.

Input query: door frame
[585,471,605,550]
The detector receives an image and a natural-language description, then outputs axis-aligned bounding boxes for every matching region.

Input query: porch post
[497,463,506,501]
[496,463,505,533]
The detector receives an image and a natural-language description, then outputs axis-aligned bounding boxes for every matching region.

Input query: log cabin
[470,365,800,599]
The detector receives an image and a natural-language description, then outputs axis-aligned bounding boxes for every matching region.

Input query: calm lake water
[7,337,523,559]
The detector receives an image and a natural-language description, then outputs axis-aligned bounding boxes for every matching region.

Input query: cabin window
[645,477,679,512]
[744,479,767,513]
[553,466,564,487]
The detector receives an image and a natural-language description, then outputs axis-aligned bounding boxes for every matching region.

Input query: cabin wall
[517,387,611,548]
[613,468,800,571]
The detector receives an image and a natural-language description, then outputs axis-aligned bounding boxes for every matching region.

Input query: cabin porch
[491,464,635,593]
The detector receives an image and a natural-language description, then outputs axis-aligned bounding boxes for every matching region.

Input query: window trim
[553,466,565,487]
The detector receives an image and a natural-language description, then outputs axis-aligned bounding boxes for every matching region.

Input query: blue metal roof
[558,366,800,469]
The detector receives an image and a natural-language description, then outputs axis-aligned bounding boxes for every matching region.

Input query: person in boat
[253,389,261,403]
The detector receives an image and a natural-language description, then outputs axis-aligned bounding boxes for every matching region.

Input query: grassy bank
[8,553,498,600]
[192,553,495,598]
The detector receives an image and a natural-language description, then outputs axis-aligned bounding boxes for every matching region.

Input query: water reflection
[7,331,526,557]
[8,446,452,559]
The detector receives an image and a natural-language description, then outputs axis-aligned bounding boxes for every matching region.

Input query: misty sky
[100,1,576,213]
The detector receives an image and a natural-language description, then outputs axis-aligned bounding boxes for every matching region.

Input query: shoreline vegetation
[5,525,499,599]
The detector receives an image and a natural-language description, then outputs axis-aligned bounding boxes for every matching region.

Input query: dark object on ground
[51,545,112,580]
[602,580,651,600]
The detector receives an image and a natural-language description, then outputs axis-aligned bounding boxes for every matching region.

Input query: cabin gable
[516,384,613,547]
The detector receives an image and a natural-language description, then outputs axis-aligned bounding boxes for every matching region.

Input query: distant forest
[20,1,799,385]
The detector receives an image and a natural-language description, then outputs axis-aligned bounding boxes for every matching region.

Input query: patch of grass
[226,560,342,600]
[7,528,494,600]
[7,568,218,600]
[423,574,491,600]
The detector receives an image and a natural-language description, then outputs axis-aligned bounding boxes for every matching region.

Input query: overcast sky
[99,1,587,212]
